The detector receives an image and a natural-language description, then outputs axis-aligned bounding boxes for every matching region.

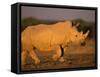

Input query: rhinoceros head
[65,22,90,46]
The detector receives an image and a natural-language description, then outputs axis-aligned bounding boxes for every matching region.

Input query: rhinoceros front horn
[84,30,90,38]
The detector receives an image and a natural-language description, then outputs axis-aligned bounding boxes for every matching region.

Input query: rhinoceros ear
[76,23,80,27]
[72,22,80,30]
[84,30,90,38]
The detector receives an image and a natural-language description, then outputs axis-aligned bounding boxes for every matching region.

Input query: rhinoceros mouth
[80,41,86,46]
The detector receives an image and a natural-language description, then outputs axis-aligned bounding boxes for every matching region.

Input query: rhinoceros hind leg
[21,50,28,65]
[29,49,40,64]
[52,45,62,61]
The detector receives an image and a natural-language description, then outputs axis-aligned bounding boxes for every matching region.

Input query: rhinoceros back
[21,21,72,51]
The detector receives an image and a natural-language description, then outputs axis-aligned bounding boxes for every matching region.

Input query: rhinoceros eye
[75,35,78,37]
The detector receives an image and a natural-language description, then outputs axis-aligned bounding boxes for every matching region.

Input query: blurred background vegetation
[21,17,95,39]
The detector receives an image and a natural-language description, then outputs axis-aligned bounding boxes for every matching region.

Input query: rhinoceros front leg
[29,49,40,64]
[52,45,65,62]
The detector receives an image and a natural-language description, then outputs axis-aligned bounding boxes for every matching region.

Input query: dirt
[21,39,96,71]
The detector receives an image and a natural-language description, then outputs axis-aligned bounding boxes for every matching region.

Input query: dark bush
[21,17,95,38]
[72,19,95,38]
[21,17,57,31]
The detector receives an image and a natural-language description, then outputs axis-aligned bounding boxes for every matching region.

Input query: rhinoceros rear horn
[84,30,90,38]
[80,31,83,35]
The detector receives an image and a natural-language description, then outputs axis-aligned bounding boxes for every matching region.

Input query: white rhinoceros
[21,20,90,65]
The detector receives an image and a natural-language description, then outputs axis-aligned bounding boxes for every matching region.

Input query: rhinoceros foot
[59,57,65,63]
